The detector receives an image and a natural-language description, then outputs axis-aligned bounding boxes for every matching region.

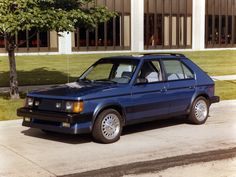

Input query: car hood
[28,82,120,100]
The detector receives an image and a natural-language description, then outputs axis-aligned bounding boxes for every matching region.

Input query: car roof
[102,53,188,61]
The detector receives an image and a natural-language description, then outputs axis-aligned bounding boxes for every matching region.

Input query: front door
[126,60,169,124]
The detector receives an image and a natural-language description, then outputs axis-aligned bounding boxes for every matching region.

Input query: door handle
[189,86,195,89]
[161,87,167,92]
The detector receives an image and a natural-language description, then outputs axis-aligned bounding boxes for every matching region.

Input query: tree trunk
[8,42,19,99]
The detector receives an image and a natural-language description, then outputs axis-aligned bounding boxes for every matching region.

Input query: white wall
[2,0,236,57]
[192,0,206,51]
[58,32,72,54]
[131,0,144,52]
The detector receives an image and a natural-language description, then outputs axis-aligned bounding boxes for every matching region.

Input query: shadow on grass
[0,67,78,87]
[0,92,27,100]
[225,80,236,85]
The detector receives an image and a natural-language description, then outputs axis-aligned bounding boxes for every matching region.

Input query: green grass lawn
[0,53,126,87]
[0,97,23,121]
[183,50,236,76]
[215,80,236,100]
[0,50,236,87]
[0,50,236,121]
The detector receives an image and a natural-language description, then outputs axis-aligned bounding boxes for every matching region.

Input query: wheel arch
[187,92,210,114]
[91,103,126,130]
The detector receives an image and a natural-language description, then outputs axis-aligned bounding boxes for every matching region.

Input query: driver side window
[111,64,136,83]
[136,60,162,84]
[115,64,133,78]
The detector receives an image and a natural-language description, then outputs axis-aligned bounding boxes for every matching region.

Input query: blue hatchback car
[17,53,219,143]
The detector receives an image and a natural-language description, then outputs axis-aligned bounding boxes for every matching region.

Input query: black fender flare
[187,92,210,113]
[90,102,126,130]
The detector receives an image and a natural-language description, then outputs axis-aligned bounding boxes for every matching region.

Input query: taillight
[208,85,215,96]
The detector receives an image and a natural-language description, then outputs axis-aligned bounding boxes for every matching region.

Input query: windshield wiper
[77,78,93,83]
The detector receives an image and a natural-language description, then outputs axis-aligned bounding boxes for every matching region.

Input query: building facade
[0,0,236,55]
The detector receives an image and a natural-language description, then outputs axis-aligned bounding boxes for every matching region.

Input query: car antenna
[67,55,70,83]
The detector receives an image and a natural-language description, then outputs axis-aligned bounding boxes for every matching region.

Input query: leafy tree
[0,0,115,99]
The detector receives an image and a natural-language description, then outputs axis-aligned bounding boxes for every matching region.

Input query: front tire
[92,109,122,144]
[188,96,209,124]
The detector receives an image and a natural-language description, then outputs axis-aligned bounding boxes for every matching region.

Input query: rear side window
[182,64,194,79]
[162,60,194,81]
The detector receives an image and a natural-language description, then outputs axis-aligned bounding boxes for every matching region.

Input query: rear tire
[92,109,122,144]
[188,96,209,124]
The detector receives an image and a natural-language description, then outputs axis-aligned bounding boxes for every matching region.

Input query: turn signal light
[73,101,84,113]
[65,101,84,113]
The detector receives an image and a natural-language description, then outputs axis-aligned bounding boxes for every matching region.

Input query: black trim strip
[166,86,195,91]
[17,108,92,124]
[22,121,90,134]
[126,102,169,113]
[197,84,214,87]
[165,78,195,82]
[131,89,162,95]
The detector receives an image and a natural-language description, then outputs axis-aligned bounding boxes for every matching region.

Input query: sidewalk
[211,75,236,81]
[0,74,236,93]
[0,100,236,177]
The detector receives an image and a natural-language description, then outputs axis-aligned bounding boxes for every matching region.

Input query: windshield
[79,59,139,84]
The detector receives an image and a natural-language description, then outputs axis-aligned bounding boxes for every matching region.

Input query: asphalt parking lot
[0,100,236,177]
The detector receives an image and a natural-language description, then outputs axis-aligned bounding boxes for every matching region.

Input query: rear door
[161,59,196,114]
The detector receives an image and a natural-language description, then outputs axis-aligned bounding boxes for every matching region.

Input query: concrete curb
[211,75,236,81]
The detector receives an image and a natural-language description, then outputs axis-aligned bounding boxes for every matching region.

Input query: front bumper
[17,108,92,134]
[210,96,220,104]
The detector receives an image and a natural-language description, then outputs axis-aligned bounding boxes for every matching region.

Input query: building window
[0,30,58,53]
[206,0,236,48]
[144,0,192,49]
[72,0,131,51]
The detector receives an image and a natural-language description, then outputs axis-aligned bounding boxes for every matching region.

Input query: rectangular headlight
[62,122,70,128]
[25,97,34,107]
[65,101,84,113]
[24,117,31,122]
[65,101,73,111]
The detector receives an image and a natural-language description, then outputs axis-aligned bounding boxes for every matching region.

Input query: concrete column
[58,32,72,54]
[131,0,144,52]
[192,0,206,51]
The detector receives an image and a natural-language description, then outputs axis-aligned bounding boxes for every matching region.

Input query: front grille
[36,98,64,112]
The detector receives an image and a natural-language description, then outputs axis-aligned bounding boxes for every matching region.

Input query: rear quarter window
[182,63,194,79]
[162,60,194,81]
